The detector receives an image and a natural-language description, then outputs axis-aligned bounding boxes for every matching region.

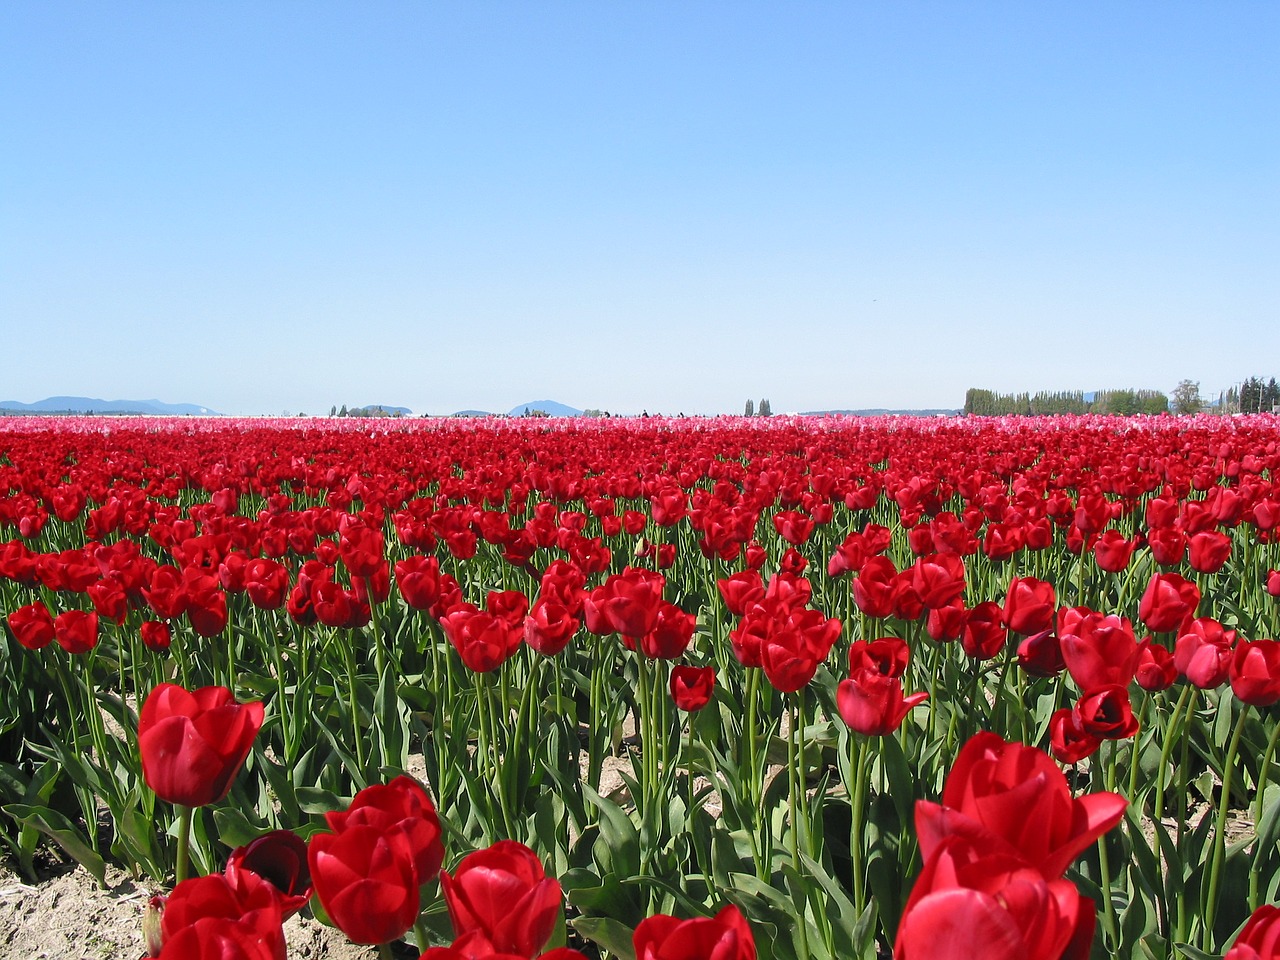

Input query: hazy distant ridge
[0,396,220,415]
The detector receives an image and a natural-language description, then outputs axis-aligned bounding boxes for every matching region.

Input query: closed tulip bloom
[7,601,55,650]
[716,571,765,617]
[1002,577,1055,636]
[848,637,910,678]
[915,731,1126,879]
[441,604,523,673]
[1226,904,1280,960]
[1146,526,1187,566]
[159,871,285,960]
[633,905,757,960]
[852,556,897,619]
[325,776,444,886]
[54,609,99,654]
[524,599,580,656]
[1231,640,1280,707]
[395,555,443,610]
[441,841,563,958]
[243,558,289,610]
[1048,708,1101,765]
[1187,530,1232,574]
[895,836,1094,960]
[582,567,666,639]
[837,668,928,736]
[1092,530,1138,573]
[309,824,420,946]
[638,602,697,660]
[961,601,1007,661]
[138,683,264,807]
[669,665,715,712]
[1015,629,1065,678]
[1059,612,1139,693]
[1174,617,1236,689]
[1135,639,1177,691]
[910,553,966,609]
[1138,573,1200,633]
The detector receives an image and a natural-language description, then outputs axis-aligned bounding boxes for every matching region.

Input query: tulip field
[4,412,1280,960]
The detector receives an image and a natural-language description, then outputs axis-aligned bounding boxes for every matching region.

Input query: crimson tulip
[225,829,312,919]
[441,840,563,958]
[524,599,580,656]
[325,775,444,885]
[895,836,1094,960]
[158,871,285,960]
[1002,577,1055,635]
[915,731,1126,879]
[960,601,1006,660]
[1135,638,1177,691]
[1187,529,1232,574]
[633,904,757,960]
[837,668,928,736]
[138,683,264,807]
[1231,639,1280,707]
[1174,617,1236,688]
[1048,708,1101,764]
[1059,611,1138,692]
[1072,684,1139,740]
[6,601,55,650]
[396,555,443,610]
[1226,904,1280,960]
[309,823,420,945]
[54,609,98,654]
[1138,572,1200,633]
[669,665,715,711]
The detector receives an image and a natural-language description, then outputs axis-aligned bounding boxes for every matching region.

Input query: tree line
[963,388,1170,416]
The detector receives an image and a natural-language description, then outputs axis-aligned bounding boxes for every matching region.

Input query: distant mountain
[507,400,583,417]
[0,396,220,415]
[451,409,495,417]
[801,408,961,417]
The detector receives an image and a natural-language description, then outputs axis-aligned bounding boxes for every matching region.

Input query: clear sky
[3,2,1277,416]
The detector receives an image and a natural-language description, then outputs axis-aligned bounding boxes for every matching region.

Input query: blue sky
[3,2,1276,416]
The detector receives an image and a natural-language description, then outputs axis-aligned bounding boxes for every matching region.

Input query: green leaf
[3,803,106,888]
[571,917,637,960]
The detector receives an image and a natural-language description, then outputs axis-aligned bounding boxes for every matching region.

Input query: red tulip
[6,601,55,650]
[1092,530,1138,573]
[442,604,523,673]
[960,601,1006,660]
[852,556,897,619]
[1059,612,1138,693]
[309,823,420,945]
[1135,639,1177,691]
[244,558,289,610]
[895,836,1094,960]
[420,932,588,960]
[847,637,910,678]
[1174,617,1236,688]
[1002,577,1055,635]
[669,665,715,711]
[1187,530,1232,574]
[325,776,444,886]
[1072,685,1139,740]
[524,599,580,656]
[1146,526,1186,566]
[633,905,757,960]
[159,871,285,960]
[1231,640,1280,707]
[837,668,928,736]
[582,567,666,639]
[910,553,966,610]
[138,683,264,807]
[1138,572,1200,633]
[638,602,697,660]
[225,829,313,919]
[1226,904,1280,960]
[1048,708,1101,765]
[441,841,563,958]
[54,609,99,654]
[1015,629,1065,678]
[915,731,1126,879]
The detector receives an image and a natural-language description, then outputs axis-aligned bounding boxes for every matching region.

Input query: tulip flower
[915,731,1126,879]
[1048,708,1101,765]
[309,824,420,946]
[138,683,264,808]
[1059,612,1139,693]
[633,905,757,960]
[1002,577,1055,635]
[325,776,444,886]
[441,841,563,958]
[1138,572,1200,633]
[158,871,285,960]
[1225,904,1280,960]
[1072,684,1140,740]
[54,609,99,654]
[837,668,929,736]
[895,836,1094,960]
[1231,640,1280,707]
[6,601,55,650]
[225,829,312,919]
[1135,638,1177,691]
[669,665,715,712]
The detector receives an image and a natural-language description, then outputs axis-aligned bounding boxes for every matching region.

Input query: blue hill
[0,396,220,415]
[507,400,583,417]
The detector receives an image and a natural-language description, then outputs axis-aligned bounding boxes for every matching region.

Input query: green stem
[1249,713,1280,910]
[850,736,871,914]
[1096,741,1120,949]
[175,805,193,884]
[1203,702,1251,951]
